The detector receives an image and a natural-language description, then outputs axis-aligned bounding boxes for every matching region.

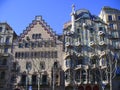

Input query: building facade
[63,6,110,90]
[12,16,64,90]
[0,23,17,90]
[0,6,120,90]
[99,6,120,90]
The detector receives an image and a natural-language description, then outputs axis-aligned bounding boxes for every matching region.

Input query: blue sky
[0,0,120,35]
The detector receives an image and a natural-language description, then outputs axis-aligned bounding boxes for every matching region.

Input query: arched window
[90,58,96,64]
[32,34,35,39]
[40,61,45,70]
[66,59,74,68]
[93,85,99,90]
[54,62,59,68]
[0,37,2,43]
[65,70,70,82]
[21,75,26,85]
[75,70,80,82]
[78,86,84,90]
[86,85,92,90]
[81,70,86,83]
[42,75,47,85]
[32,75,37,85]
[102,70,107,81]
[26,62,32,71]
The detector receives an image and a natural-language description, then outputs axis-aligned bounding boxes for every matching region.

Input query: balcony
[64,52,74,60]
[102,80,108,85]
[4,42,12,46]
[66,31,74,36]
[75,65,82,70]
[64,66,71,71]
[64,53,70,60]
[65,42,73,47]
[3,53,10,57]
[99,41,106,46]
[114,45,120,50]
[0,65,8,70]
[82,65,89,69]
[99,51,106,58]
[75,42,82,47]
[76,53,83,58]
[90,53,97,59]
[98,31,105,36]
[89,41,96,47]
[65,80,72,87]
[101,65,107,69]
[91,64,97,69]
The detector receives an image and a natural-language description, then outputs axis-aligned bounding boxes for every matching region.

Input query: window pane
[42,75,47,84]
[6,37,10,44]
[118,16,120,20]
[0,71,5,79]
[4,48,8,53]
[32,75,37,85]
[0,27,2,32]
[108,15,112,21]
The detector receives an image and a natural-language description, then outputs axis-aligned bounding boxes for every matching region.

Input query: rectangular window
[42,75,47,84]
[21,75,26,84]
[32,75,37,85]
[0,27,2,32]
[31,52,34,58]
[25,43,29,48]
[38,42,42,47]
[24,52,27,58]
[18,52,20,58]
[99,27,103,31]
[66,59,70,67]
[47,51,50,58]
[118,16,120,20]
[51,41,56,47]
[6,37,10,44]
[45,41,50,47]
[19,43,23,48]
[54,51,58,58]
[31,42,35,48]
[109,23,114,29]
[108,15,112,21]
[15,52,18,58]
[41,51,44,58]
[4,48,8,53]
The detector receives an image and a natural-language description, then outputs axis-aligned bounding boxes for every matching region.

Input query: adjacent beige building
[12,16,64,90]
[0,23,17,90]
[99,6,120,90]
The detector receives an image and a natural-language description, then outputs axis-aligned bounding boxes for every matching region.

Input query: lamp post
[26,64,31,90]
[38,75,40,90]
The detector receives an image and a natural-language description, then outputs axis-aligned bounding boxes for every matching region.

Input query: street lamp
[26,62,32,90]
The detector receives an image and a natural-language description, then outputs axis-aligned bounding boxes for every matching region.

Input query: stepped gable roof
[19,16,56,41]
